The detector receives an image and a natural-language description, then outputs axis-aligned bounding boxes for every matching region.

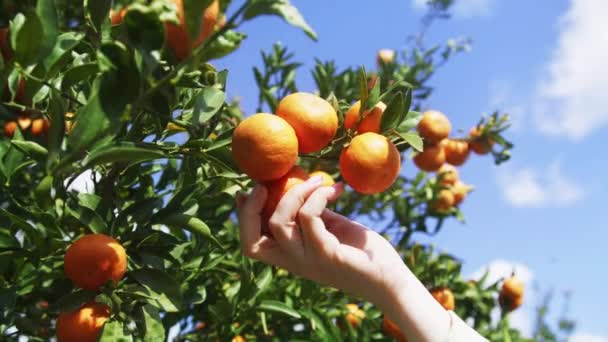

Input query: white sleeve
[447,311,488,342]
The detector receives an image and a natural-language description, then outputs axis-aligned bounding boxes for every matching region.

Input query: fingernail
[309,175,324,185]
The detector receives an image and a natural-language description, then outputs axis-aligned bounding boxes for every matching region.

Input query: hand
[236,176,410,309]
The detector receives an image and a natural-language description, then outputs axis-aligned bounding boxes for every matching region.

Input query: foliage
[0,0,568,341]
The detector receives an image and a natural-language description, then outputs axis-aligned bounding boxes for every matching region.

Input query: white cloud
[412,0,497,18]
[470,260,535,337]
[497,161,584,208]
[570,334,608,342]
[533,0,608,140]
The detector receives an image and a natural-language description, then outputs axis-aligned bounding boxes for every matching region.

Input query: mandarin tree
[0,0,570,341]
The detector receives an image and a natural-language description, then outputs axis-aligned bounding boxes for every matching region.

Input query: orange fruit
[110,8,128,26]
[31,118,49,136]
[377,49,395,65]
[469,126,494,155]
[437,164,458,186]
[17,116,31,130]
[343,100,387,134]
[344,304,365,328]
[64,234,128,291]
[382,316,407,342]
[413,144,445,172]
[502,276,524,299]
[65,112,75,134]
[3,121,17,137]
[451,181,471,206]
[0,27,12,61]
[431,288,456,311]
[56,302,111,342]
[232,336,246,342]
[339,132,401,194]
[499,292,524,311]
[232,113,298,182]
[431,189,454,213]
[309,170,335,187]
[165,0,220,60]
[276,92,338,153]
[262,166,309,221]
[417,110,451,144]
[194,321,206,330]
[442,139,470,166]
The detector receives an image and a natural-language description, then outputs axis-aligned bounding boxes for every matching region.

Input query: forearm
[377,266,451,342]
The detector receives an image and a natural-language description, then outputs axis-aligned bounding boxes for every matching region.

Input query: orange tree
[0,0,571,341]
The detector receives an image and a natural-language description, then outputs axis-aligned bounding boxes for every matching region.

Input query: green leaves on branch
[156,213,223,248]
[243,0,317,41]
[85,142,168,167]
[84,0,112,33]
[9,0,58,66]
[124,5,165,52]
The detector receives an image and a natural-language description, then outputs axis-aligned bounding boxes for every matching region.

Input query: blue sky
[215,0,608,340]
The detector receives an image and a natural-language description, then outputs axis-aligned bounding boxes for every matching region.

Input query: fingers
[268,176,324,250]
[237,185,267,253]
[321,209,370,249]
[298,187,340,256]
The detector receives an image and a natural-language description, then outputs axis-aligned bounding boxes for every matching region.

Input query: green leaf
[36,0,59,61]
[358,67,368,110]
[157,214,222,248]
[258,300,301,319]
[47,91,66,169]
[10,140,48,159]
[44,32,84,77]
[140,305,165,342]
[192,87,225,126]
[0,288,17,321]
[100,320,133,342]
[398,110,422,132]
[396,131,423,152]
[380,91,405,133]
[198,30,246,61]
[0,209,43,245]
[85,142,167,167]
[183,0,213,41]
[0,229,20,249]
[85,0,112,32]
[243,0,317,40]
[10,13,43,66]
[61,63,100,91]
[124,5,165,52]
[65,204,108,234]
[130,269,183,312]
[34,175,54,209]
[54,290,97,312]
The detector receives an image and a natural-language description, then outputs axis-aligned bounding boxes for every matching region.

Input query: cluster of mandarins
[110,0,225,61]
[232,92,403,223]
[413,110,494,213]
[56,234,127,342]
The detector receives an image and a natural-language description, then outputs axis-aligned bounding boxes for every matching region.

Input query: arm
[236,177,483,342]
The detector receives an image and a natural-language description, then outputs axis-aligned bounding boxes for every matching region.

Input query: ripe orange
[339,132,401,194]
[232,113,298,182]
[451,181,471,206]
[165,0,220,60]
[431,189,454,213]
[417,110,451,144]
[499,292,524,311]
[194,321,206,330]
[232,336,246,342]
[469,126,494,155]
[442,139,470,166]
[65,112,75,134]
[309,170,335,187]
[413,144,445,172]
[431,288,456,311]
[377,49,396,65]
[502,276,524,299]
[382,316,407,342]
[110,8,127,26]
[17,115,31,131]
[262,166,309,221]
[276,92,338,153]
[344,304,365,328]
[64,234,127,291]
[437,164,458,186]
[31,118,49,136]
[343,100,387,134]
[56,302,111,342]
[3,121,16,137]
[0,27,12,61]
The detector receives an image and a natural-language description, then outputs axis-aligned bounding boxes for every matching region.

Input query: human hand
[236,176,411,309]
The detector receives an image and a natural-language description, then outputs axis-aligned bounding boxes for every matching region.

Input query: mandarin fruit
[165,0,220,60]
[4,121,17,137]
[417,110,451,144]
[451,181,471,206]
[276,92,338,153]
[31,118,49,136]
[56,302,111,342]
[232,113,298,182]
[442,139,470,166]
[413,144,445,172]
[339,132,400,194]
[377,49,396,65]
[437,164,458,186]
[469,126,494,155]
[344,100,387,134]
[431,287,456,311]
[64,234,127,291]
[344,304,365,328]
[309,170,335,187]
[431,189,454,213]
[262,166,309,221]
